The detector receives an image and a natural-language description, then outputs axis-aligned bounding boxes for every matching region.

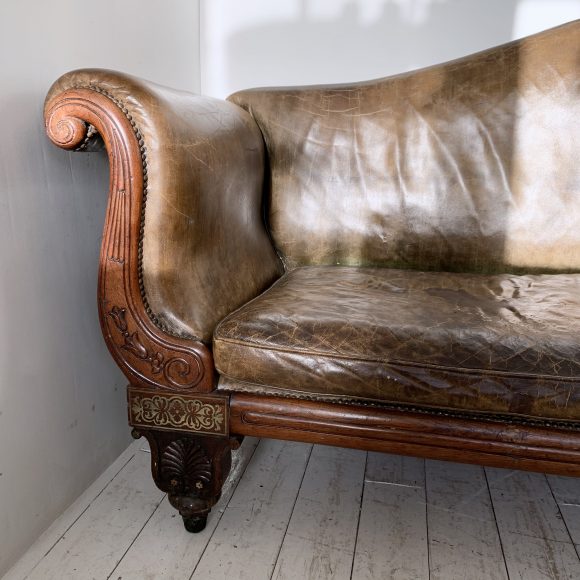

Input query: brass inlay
[129,391,227,435]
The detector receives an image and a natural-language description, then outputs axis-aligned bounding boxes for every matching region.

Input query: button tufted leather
[214,266,580,422]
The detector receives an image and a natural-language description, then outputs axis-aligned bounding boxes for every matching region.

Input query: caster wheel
[183,515,207,533]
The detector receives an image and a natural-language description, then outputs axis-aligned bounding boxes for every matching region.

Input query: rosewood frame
[45,86,580,532]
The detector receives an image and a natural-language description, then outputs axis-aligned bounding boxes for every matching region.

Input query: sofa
[44,20,580,533]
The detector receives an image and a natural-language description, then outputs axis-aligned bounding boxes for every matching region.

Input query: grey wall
[0,1,200,574]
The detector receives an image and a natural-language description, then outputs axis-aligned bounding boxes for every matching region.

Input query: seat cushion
[213,266,580,423]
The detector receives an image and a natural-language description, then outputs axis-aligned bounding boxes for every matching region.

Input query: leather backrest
[229,21,580,274]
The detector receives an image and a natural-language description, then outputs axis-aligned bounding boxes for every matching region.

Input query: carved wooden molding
[229,393,580,476]
[129,388,228,435]
[44,87,213,392]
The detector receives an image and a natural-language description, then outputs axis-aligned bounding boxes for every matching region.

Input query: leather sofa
[44,20,580,533]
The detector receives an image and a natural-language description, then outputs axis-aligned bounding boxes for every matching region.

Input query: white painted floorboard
[486,468,580,580]
[426,461,508,580]
[110,438,260,580]
[352,453,429,580]
[5,439,580,580]
[271,446,366,580]
[191,440,312,580]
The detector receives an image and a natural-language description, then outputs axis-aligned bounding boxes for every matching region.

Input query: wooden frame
[230,394,580,476]
[45,82,580,533]
[45,84,227,531]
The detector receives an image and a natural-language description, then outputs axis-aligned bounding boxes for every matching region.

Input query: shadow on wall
[226,0,518,89]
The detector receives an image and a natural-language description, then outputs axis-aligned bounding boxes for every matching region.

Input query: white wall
[0,1,200,574]
[201,0,580,98]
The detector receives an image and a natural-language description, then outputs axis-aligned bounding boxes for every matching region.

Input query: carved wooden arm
[44,69,282,393]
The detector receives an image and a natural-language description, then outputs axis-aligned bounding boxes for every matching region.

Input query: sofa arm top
[45,69,283,391]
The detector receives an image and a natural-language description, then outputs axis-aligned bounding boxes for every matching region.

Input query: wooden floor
[5,437,580,580]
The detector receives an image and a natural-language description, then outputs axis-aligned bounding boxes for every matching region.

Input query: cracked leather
[47,69,283,342]
[214,267,580,421]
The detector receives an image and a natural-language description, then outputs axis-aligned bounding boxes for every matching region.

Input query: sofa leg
[132,428,232,533]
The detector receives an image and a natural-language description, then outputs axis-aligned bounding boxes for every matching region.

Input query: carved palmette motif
[136,429,232,523]
[160,438,212,494]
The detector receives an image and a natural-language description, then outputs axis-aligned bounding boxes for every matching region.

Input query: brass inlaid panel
[129,389,228,435]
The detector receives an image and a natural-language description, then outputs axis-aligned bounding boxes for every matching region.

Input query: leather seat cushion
[213,266,580,422]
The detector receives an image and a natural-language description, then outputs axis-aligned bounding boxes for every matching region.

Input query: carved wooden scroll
[45,87,213,392]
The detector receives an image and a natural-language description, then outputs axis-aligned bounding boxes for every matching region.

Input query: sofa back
[229,21,580,274]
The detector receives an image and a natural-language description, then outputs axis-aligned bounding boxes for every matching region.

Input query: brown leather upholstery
[47,70,283,342]
[49,23,580,426]
[214,267,580,422]
[229,21,580,274]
